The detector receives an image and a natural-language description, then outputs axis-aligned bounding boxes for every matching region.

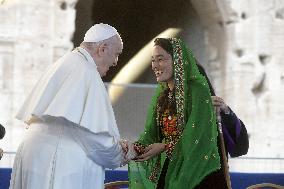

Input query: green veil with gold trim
[128,38,220,189]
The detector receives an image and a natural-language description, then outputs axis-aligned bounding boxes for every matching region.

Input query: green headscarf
[128,38,220,189]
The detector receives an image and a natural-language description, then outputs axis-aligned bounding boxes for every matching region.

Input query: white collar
[75,47,97,68]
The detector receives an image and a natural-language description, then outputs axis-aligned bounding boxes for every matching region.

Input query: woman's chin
[156,78,166,83]
[156,77,161,82]
[157,76,173,83]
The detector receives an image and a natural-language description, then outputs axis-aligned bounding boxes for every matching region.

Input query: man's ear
[98,42,107,56]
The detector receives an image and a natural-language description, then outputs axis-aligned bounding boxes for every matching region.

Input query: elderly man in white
[10,23,134,189]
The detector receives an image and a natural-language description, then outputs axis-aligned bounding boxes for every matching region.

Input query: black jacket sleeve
[220,109,249,157]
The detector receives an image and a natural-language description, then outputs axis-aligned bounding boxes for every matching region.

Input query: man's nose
[113,57,119,66]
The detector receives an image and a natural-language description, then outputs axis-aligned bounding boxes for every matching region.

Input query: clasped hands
[119,140,165,165]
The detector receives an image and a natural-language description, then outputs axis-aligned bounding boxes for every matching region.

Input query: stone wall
[191,0,284,172]
[0,0,76,165]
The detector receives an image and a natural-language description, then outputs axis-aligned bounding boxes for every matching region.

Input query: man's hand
[119,140,137,166]
[125,142,137,160]
[135,143,165,162]
[211,96,230,114]
[119,139,129,154]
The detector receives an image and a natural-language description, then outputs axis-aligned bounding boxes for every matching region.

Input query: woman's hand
[135,143,165,162]
[211,96,230,114]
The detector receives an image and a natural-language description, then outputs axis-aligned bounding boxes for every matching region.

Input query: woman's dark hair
[153,38,176,116]
[157,87,177,117]
[154,38,173,57]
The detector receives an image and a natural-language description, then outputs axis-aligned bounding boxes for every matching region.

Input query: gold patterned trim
[169,38,185,132]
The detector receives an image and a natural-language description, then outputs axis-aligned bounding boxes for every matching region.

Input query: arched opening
[73,0,208,83]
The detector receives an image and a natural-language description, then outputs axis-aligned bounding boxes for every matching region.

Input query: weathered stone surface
[0,0,76,166]
[191,0,284,172]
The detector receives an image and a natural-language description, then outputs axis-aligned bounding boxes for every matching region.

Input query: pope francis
[9,23,128,189]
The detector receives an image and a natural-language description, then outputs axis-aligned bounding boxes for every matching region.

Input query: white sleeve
[68,125,125,169]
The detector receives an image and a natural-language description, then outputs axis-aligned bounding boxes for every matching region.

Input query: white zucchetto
[83,23,119,42]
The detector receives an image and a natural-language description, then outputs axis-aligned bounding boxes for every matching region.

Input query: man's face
[151,45,174,82]
[98,38,123,77]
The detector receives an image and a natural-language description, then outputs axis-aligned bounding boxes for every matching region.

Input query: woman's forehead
[152,45,170,56]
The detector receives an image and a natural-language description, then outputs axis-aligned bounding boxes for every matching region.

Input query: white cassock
[9,47,124,189]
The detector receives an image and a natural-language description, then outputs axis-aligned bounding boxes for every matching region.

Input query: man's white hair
[81,35,122,51]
